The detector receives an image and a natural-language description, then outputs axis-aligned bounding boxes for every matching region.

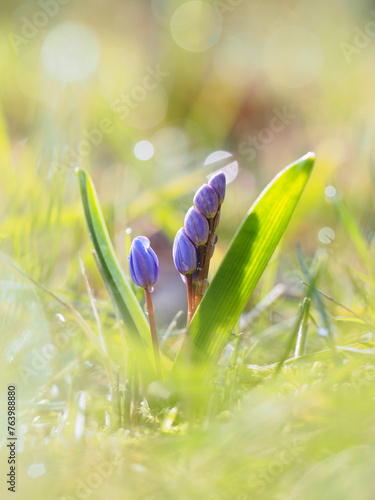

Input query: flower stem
[186,274,194,327]
[144,289,162,378]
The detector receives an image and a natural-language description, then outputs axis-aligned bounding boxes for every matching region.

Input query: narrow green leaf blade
[77,169,156,380]
[333,195,372,275]
[173,153,315,373]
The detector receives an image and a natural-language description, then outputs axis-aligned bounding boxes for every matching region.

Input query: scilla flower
[193,184,219,219]
[129,236,159,291]
[128,235,161,377]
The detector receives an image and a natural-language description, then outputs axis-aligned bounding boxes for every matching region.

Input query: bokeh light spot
[134,140,155,161]
[325,185,337,198]
[42,23,99,83]
[205,151,238,184]
[55,313,65,324]
[170,1,222,52]
[318,227,335,244]
[28,463,46,478]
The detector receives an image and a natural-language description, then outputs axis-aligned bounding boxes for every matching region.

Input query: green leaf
[77,169,156,382]
[172,153,315,377]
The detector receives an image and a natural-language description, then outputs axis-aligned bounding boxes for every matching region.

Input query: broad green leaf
[172,153,315,378]
[77,169,156,382]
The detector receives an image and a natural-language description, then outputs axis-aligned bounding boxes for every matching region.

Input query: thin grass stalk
[295,297,311,357]
[144,289,162,378]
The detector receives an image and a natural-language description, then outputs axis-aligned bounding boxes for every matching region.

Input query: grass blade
[297,246,335,348]
[333,194,373,275]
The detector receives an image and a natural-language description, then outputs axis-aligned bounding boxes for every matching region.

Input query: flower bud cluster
[173,172,226,281]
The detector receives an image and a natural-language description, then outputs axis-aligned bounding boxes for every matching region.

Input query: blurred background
[2,1,375,499]
[1,0,375,325]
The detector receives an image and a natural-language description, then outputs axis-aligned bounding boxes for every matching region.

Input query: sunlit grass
[2,135,375,498]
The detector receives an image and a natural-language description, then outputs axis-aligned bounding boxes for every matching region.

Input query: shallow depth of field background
[1,1,375,499]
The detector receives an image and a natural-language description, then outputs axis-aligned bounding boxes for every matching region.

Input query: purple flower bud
[129,236,159,291]
[193,184,219,219]
[173,228,197,275]
[184,206,209,246]
[208,172,226,204]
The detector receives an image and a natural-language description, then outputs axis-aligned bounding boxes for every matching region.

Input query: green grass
[2,145,375,499]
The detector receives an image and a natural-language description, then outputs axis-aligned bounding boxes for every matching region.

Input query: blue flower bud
[208,172,226,204]
[129,236,159,291]
[193,184,219,219]
[184,206,209,246]
[173,228,197,275]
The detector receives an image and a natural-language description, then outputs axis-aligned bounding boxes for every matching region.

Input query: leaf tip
[299,151,315,169]
[76,168,88,186]
[303,151,315,161]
